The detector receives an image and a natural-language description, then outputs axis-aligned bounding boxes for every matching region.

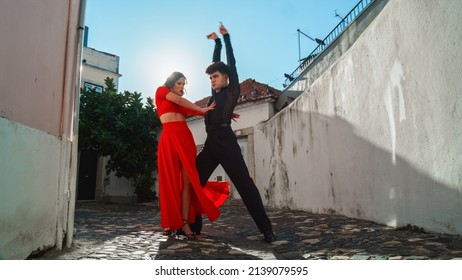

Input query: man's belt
[206,123,230,131]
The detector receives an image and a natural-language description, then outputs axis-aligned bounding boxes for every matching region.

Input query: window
[84,82,103,93]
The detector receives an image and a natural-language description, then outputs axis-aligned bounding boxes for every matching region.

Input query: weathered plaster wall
[255,0,462,234]
[0,119,65,259]
[0,0,84,259]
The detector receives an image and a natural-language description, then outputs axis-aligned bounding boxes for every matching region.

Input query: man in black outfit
[193,23,275,243]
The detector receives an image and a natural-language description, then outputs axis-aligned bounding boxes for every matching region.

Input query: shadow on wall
[262,108,461,234]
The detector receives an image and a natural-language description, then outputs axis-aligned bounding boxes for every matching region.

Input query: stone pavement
[31,199,462,260]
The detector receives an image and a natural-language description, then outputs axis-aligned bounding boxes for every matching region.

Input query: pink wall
[0,0,80,137]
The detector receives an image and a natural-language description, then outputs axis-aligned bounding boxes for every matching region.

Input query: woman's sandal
[180,219,196,240]
[162,229,173,236]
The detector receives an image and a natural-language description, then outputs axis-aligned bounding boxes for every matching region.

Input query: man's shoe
[263,230,276,243]
[189,215,202,235]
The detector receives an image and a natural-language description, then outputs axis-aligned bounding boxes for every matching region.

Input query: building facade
[81,29,121,92]
[0,0,85,259]
[77,28,133,203]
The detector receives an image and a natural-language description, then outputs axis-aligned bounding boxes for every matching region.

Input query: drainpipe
[66,0,87,248]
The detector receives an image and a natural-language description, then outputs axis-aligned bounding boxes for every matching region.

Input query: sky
[84,0,359,103]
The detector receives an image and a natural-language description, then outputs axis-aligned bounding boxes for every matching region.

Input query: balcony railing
[283,0,375,87]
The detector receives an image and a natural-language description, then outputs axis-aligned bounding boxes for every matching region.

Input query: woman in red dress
[155,72,229,239]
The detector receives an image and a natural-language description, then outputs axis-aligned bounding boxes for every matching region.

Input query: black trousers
[195,126,272,233]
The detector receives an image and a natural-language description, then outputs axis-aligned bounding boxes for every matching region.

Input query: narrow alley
[32,199,462,260]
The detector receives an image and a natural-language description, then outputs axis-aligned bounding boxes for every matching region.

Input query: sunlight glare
[145,45,207,102]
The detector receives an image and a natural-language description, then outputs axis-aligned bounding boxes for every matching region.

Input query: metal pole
[66,0,87,249]
[298,29,301,63]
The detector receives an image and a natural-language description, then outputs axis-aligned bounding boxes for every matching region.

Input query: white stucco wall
[92,157,134,203]
[188,100,273,145]
[254,0,462,234]
[105,174,134,200]
[82,46,121,89]
[0,0,84,259]
[0,119,67,259]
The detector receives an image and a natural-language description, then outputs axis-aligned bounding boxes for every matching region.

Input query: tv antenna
[297,29,325,62]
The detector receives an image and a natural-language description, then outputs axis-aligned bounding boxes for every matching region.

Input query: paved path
[32,199,462,260]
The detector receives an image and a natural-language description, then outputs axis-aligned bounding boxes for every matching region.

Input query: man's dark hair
[205,61,229,76]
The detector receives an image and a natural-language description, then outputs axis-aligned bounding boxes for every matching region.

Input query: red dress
[155,86,229,230]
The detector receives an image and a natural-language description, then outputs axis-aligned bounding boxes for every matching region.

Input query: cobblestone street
[32,199,462,260]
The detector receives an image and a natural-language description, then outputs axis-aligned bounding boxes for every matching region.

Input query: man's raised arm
[207,32,222,62]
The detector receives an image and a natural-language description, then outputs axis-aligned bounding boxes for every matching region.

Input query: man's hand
[219,22,228,35]
[206,32,218,40]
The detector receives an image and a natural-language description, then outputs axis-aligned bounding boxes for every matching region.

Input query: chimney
[83,26,89,47]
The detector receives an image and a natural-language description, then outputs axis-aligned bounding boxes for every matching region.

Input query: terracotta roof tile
[194,78,281,107]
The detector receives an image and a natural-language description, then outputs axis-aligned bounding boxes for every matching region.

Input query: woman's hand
[200,101,216,114]
[232,113,240,122]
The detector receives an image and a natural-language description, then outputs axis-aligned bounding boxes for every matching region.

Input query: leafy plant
[78,78,161,202]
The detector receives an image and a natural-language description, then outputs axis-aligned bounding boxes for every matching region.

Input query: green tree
[78,78,161,202]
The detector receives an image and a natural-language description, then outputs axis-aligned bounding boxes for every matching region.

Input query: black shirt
[205,34,240,128]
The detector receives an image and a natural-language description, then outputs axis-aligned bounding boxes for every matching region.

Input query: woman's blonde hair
[164,72,186,89]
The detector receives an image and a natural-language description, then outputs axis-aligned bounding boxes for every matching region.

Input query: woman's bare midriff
[160,112,186,124]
